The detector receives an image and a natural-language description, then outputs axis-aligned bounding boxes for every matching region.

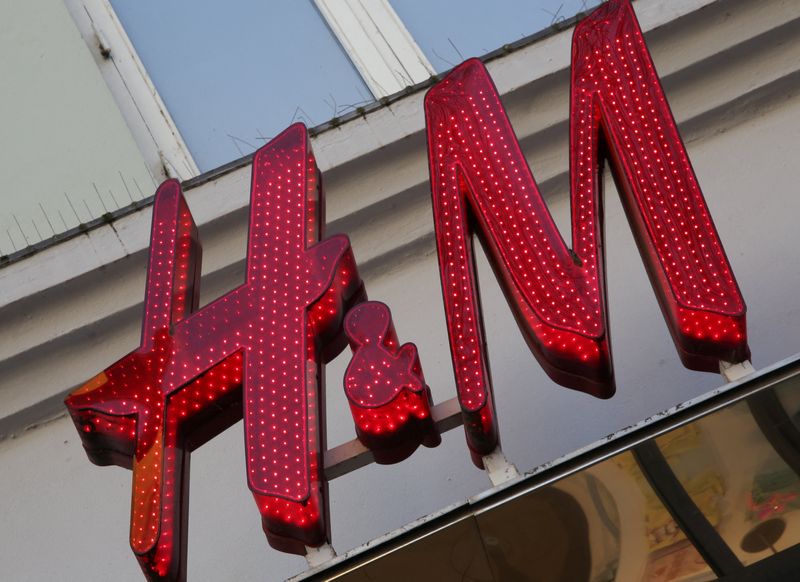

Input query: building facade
[1,0,800,580]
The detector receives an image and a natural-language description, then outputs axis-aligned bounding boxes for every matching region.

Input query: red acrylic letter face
[343,301,440,464]
[65,124,364,581]
[424,0,748,465]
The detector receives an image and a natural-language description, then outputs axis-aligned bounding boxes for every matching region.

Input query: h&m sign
[65,2,748,579]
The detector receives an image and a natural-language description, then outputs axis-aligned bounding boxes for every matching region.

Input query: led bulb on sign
[65,124,365,581]
[343,301,440,464]
[63,0,752,578]
[424,0,748,467]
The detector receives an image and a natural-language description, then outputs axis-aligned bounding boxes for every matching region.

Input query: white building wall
[0,0,155,256]
[1,0,799,580]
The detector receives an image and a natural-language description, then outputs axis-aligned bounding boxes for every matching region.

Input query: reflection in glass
[476,486,593,580]
[658,400,800,567]
[606,451,715,581]
[111,0,371,171]
[335,516,494,582]
[325,376,800,581]
[774,376,800,430]
[390,0,602,72]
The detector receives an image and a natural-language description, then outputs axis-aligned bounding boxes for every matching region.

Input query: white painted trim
[304,543,337,566]
[62,0,199,181]
[482,448,521,486]
[720,360,757,383]
[313,0,435,98]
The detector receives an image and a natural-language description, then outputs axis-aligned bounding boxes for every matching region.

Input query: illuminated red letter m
[424,0,749,463]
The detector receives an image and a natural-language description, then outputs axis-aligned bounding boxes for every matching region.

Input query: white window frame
[62,0,199,182]
[313,0,435,98]
[64,0,435,185]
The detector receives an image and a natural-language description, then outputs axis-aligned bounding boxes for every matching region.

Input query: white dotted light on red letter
[66,124,364,580]
[423,0,748,467]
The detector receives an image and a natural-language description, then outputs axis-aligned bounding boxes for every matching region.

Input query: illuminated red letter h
[65,124,363,580]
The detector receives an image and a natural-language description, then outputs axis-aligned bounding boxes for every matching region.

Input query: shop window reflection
[327,380,800,581]
[654,399,800,567]
[589,453,714,581]
[775,377,800,427]
[335,516,493,582]
[476,486,593,581]
[475,456,716,581]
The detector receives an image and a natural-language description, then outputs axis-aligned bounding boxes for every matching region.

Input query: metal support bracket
[482,448,521,487]
[720,359,756,383]
[305,543,337,568]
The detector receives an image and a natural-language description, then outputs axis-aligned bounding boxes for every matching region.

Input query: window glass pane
[775,377,800,429]
[333,452,716,581]
[475,479,623,581]
[579,452,715,581]
[110,0,372,172]
[390,0,602,72]
[338,516,493,582]
[324,375,800,580]
[658,398,800,567]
